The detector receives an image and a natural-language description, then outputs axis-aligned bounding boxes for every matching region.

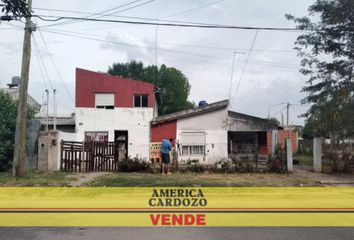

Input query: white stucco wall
[75,107,153,160]
[176,109,228,164]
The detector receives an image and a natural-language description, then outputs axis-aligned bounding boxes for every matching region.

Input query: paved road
[1,227,354,240]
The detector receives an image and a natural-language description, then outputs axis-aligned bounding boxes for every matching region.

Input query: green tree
[268,117,280,126]
[286,0,354,140]
[108,60,195,115]
[1,0,29,18]
[0,91,35,171]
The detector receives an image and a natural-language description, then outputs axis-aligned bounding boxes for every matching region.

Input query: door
[115,130,128,160]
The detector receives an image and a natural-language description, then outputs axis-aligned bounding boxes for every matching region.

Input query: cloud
[100,32,153,63]
[1,0,314,124]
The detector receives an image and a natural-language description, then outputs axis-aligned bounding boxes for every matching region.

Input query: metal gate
[60,140,119,172]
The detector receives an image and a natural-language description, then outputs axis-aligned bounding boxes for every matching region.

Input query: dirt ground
[69,172,110,186]
[292,165,354,186]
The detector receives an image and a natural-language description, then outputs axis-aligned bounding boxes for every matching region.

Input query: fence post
[60,140,63,171]
[313,137,322,172]
[287,139,293,172]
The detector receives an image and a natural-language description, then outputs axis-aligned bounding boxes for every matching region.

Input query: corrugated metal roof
[152,99,229,125]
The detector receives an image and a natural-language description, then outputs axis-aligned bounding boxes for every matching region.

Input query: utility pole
[12,0,34,177]
[268,102,286,119]
[228,51,237,102]
[228,51,244,106]
[53,89,57,130]
[45,89,49,131]
[286,102,290,126]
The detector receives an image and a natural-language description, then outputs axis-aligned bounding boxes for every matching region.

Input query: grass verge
[0,171,77,186]
[86,172,320,187]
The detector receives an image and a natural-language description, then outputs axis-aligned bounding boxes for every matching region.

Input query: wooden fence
[60,140,119,172]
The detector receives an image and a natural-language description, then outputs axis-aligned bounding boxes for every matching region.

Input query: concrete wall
[76,107,153,160]
[176,109,228,164]
[25,119,41,170]
[38,131,59,171]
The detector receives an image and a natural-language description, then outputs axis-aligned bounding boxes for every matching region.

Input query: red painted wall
[151,121,177,146]
[76,68,154,108]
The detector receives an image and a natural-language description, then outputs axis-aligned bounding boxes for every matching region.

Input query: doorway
[115,130,128,160]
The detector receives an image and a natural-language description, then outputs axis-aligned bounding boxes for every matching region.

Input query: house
[151,100,279,164]
[51,68,298,170]
[74,68,159,160]
[1,76,41,112]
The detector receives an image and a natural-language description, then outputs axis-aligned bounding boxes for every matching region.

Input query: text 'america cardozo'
[148,189,207,226]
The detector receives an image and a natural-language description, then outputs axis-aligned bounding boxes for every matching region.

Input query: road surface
[0,227,353,240]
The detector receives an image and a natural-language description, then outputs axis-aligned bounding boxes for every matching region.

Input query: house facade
[151,100,279,164]
[75,68,156,160]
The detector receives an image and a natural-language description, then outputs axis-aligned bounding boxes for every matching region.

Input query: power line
[273,106,287,116]
[41,28,300,69]
[32,34,48,90]
[34,0,227,30]
[39,28,300,70]
[162,0,225,18]
[33,7,228,29]
[36,27,75,102]
[0,28,21,30]
[41,28,230,60]
[233,31,259,99]
[45,27,296,53]
[33,14,299,31]
[109,0,156,15]
[40,0,154,28]
[31,33,54,90]
[40,0,145,27]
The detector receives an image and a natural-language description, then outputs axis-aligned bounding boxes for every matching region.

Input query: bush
[215,158,234,173]
[118,158,151,172]
[0,91,37,171]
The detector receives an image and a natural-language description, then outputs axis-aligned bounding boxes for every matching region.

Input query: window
[95,93,114,109]
[134,94,149,107]
[180,131,206,156]
[85,131,108,142]
[181,146,205,155]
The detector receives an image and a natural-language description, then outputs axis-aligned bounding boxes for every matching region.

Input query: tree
[108,61,195,115]
[286,0,354,141]
[268,117,280,126]
[0,91,35,171]
[0,0,29,18]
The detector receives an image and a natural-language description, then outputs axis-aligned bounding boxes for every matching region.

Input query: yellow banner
[0,187,354,226]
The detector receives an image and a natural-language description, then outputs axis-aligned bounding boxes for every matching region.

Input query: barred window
[181,145,205,155]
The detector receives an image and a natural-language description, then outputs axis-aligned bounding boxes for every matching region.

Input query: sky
[0,0,315,125]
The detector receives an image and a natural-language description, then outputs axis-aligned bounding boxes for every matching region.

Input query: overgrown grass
[0,171,77,186]
[295,154,313,165]
[87,172,320,187]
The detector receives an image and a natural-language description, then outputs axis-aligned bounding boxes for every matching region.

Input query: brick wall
[266,131,272,155]
[277,129,298,153]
